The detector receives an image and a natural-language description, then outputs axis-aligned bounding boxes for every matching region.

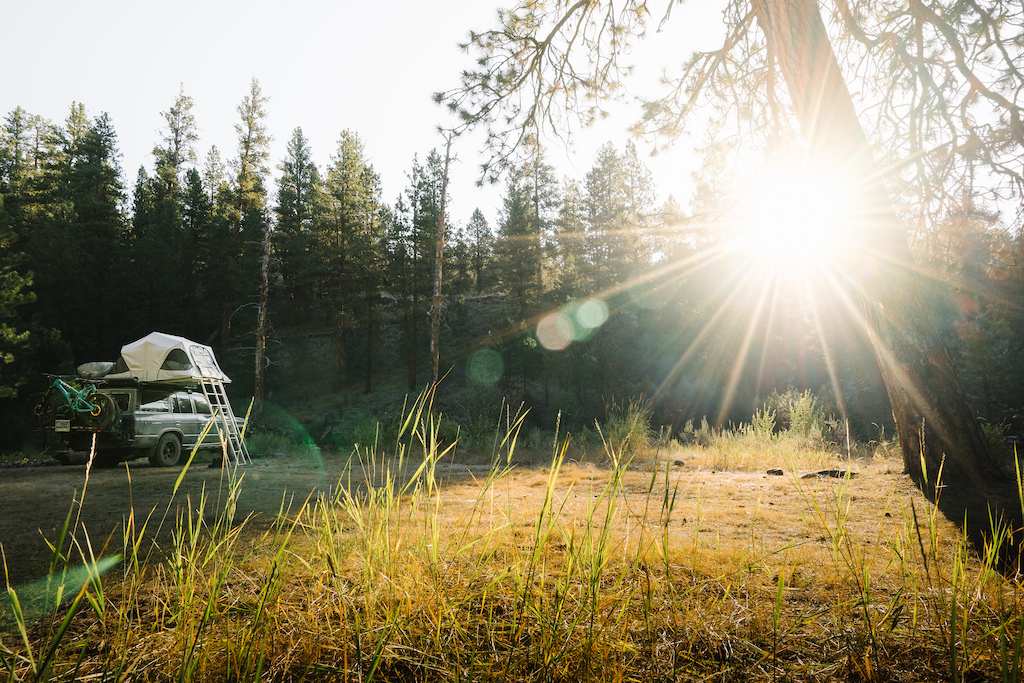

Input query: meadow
[2,390,1022,682]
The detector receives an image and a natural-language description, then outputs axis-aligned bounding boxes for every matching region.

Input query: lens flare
[576,299,609,329]
[537,312,575,350]
[467,349,504,385]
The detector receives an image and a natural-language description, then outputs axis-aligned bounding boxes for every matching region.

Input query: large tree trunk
[751,0,1012,527]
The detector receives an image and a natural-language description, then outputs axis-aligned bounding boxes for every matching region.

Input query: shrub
[764,389,834,440]
[601,397,653,459]
[751,405,777,438]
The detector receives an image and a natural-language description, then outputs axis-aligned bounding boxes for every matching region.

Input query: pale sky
[2,0,724,229]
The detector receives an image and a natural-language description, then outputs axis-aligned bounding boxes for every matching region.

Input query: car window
[107,392,132,412]
[193,394,212,415]
[140,395,171,412]
[173,394,194,413]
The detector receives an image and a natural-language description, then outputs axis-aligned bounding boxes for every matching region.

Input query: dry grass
[3,393,1023,682]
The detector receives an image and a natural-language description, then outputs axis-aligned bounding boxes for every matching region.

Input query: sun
[733,170,850,270]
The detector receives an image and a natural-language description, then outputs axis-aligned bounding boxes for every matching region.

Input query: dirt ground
[0,448,948,593]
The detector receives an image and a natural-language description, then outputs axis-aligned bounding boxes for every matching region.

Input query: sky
[1,0,725,229]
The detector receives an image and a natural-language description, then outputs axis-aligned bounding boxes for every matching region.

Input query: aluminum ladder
[199,379,250,465]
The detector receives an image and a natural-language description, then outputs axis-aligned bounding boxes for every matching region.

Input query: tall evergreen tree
[317,130,384,391]
[127,89,199,339]
[181,167,214,335]
[494,170,541,319]
[153,85,198,194]
[37,109,127,358]
[0,194,33,397]
[394,151,447,390]
[195,147,234,339]
[275,127,321,321]
[583,143,630,291]
[221,78,271,361]
[466,207,493,295]
[551,178,587,300]
[0,108,33,183]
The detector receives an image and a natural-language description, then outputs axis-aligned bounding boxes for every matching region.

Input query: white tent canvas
[107,332,231,384]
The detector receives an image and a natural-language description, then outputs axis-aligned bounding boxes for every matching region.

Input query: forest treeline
[1,80,1022,446]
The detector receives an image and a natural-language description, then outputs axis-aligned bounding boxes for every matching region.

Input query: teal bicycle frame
[37,376,100,417]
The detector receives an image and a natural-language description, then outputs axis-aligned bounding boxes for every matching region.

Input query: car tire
[83,393,119,430]
[149,433,182,467]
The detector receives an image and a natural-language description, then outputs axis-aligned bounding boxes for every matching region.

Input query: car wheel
[149,433,182,467]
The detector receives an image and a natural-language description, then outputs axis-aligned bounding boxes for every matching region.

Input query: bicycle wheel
[82,393,119,430]
[31,393,56,426]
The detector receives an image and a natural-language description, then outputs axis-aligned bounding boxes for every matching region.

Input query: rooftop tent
[107,332,231,384]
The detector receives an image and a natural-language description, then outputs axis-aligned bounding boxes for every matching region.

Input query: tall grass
[2,389,1023,681]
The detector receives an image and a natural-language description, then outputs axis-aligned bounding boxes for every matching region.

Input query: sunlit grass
[2,388,1022,681]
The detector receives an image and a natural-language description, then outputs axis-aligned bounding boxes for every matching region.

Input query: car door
[137,391,173,442]
[172,392,200,448]
[190,392,220,448]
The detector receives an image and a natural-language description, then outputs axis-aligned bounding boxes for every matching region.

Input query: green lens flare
[575,299,609,330]
[467,349,504,385]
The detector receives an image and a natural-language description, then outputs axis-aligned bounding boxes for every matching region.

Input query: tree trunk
[430,137,453,386]
[409,290,418,391]
[254,217,272,408]
[751,0,1011,515]
[333,309,345,392]
[364,311,374,394]
[333,248,347,392]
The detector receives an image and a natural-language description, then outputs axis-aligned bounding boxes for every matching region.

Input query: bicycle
[32,375,118,430]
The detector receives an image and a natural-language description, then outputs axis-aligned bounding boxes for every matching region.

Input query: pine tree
[222,78,271,362]
[275,127,321,321]
[395,151,447,390]
[0,194,34,397]
[466,208,493,294]
[55,110,127,357]
[317,130,384,391]
[232,78,271,240]
[153,85,198,194]
[196,147,234,340]
[551,178,587,300]
[126,90,200,339]
[181,167,213,335]
[494,174,536,317]
[0,108,33,183]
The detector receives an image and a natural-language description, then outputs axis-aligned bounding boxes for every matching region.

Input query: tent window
[161,349,193,372]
